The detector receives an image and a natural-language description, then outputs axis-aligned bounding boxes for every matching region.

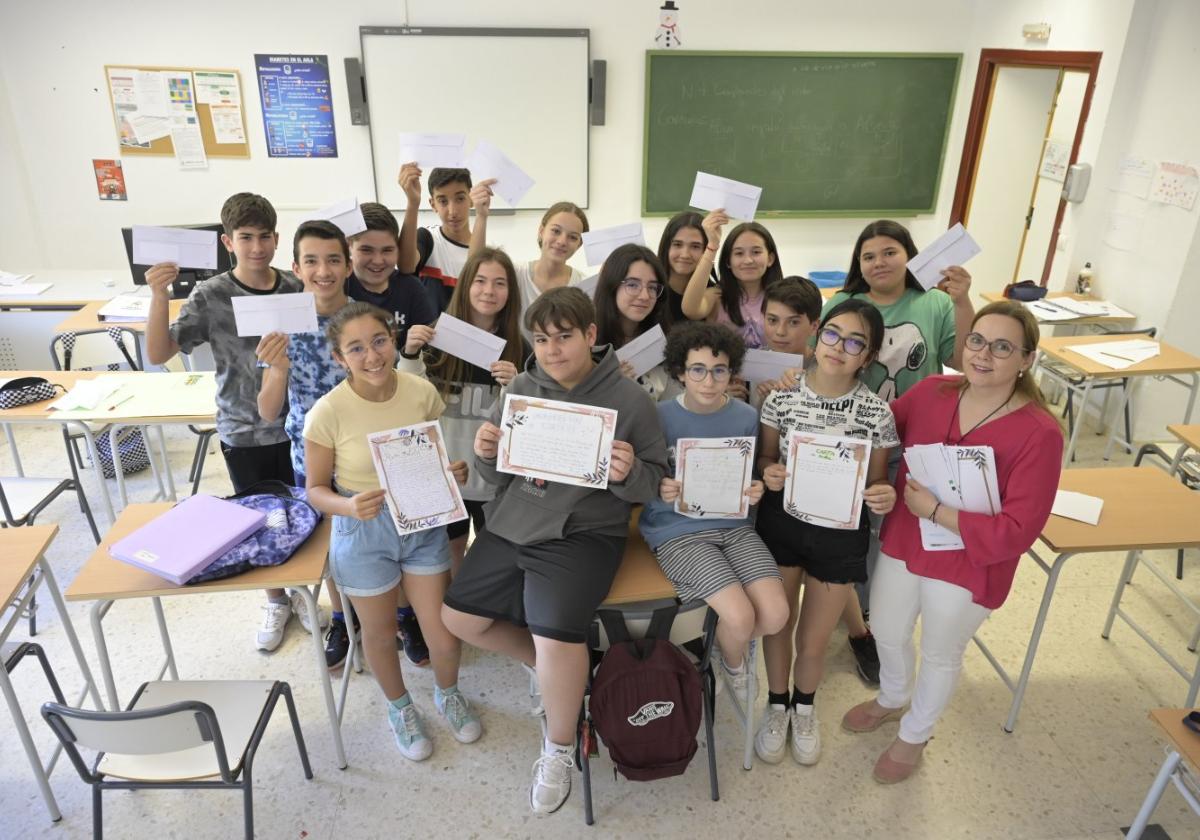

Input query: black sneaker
[324,615,355,671]
[849,631,880,685]
[397,611,430,666]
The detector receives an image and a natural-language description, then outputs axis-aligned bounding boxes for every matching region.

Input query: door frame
[949,49,1102,287]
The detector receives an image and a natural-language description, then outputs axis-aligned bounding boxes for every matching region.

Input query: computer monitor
[121,223,233,300]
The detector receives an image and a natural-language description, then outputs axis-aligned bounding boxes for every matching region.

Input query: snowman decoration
[655,1,683,48]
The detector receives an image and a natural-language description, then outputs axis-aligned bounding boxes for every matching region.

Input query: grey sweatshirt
[475,345,668,545]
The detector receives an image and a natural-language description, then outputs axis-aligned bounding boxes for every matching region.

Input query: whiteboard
[361,27,590,211]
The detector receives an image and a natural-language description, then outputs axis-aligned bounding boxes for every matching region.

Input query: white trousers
[870,551,992,744]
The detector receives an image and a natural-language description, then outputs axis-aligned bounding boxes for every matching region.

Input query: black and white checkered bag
[0,377,62,409]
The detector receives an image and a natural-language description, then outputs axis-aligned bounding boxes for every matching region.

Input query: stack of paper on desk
[1051,490,1104,525]
[50,372,216,420]
[50,378,128,411]
[0,270,33,285]
[99,291,153,322]
[1024,300,1086,322]
[1052,298,1134,319]
[1064,339,1159,370]
[905,443,1000,551]
[0,283,51,296]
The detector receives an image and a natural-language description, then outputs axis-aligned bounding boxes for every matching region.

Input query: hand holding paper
[132,226,219,270]
[615,324,667,378]
[906,223,981,291]
[689,172,762,221]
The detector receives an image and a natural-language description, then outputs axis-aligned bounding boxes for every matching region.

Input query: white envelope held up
[1051,490,1104,526]
[575,274,601,298]
[906,223,982,290]
[427,313,507,371]
[581,223,646,267]
[131,226,219,270]
[463,140,535,207]
[398,132,466,169]
[740,349,806,384]
[314,197,367,237]
[689,172,763,221]
[232,293,319,337]
[616,324,667,378]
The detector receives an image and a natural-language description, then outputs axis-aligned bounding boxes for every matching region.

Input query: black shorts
[220,440,294,493]
[446,498,487,541]
[755,490,870,585]
[444,529,625,643]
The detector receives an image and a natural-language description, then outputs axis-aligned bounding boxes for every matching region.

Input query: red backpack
[588,605,702,782]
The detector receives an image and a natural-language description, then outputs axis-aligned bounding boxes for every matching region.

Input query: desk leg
[1125,750,1181,840]
[1004,551,1073,733]
[1063,379,1095,465]
[1102,380,1135,461]
[39,558,104,711]
[294,585,347,769]
[0,663,61,821]
[1102,551,1141,639]
[151,597,178,680]
[154,426,178,501]
[90,600,121,710]
[3,422,24,476]
[72,422,115,524]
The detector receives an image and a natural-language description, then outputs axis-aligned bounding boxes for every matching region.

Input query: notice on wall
[1150,161,1199,211]
[92,159,128,200]
[254,54,338,158]
[194,70,246,144]
[1112,156,1156,199]
[1038,138,1071,182]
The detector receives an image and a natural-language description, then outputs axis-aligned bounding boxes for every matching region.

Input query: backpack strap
[225,479,295,500]
[645,604,680,642]
[106,328,140,370]
[596,609,632,647]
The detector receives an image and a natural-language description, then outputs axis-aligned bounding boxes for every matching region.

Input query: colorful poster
[93,159,128,200]
[254,54,338,158]
[1150,161,1199,211]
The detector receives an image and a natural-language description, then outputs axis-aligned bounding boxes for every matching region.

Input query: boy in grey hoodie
[442,287,668,816]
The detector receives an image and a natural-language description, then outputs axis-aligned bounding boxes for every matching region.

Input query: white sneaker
[255,600,291,651]
[288,589,328,634]
[530,748,574,815]
[720,658,754,702]
[755,704,789,764]
[790,705,821,766]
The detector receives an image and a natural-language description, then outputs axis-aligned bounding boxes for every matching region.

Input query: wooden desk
[603,520,675,606]
[974,468,1200,732]
[1126,708,1200,838]
[1036,335,1200,463]
[65,503,346,768]
[982,291,1137,326]
[0,525,103,822]
[1168,424,1200,472]
[51,298,185,336]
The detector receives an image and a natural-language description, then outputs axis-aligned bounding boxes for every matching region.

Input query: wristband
[928,503,941,523]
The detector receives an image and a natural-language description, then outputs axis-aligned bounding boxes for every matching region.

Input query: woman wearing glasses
[753,298,900,767]
[593,243,681,401]
[842,300,1062,783]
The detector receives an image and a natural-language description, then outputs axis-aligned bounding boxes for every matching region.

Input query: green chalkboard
[643,51,961,217]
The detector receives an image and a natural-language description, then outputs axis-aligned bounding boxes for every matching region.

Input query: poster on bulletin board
[254,54,338,158]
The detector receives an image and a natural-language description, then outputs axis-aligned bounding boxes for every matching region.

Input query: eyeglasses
[685,364,732,383]
[618,279,665,298]
[964,332,1027,359]
[342,335,394,360]
[818,327,867,356]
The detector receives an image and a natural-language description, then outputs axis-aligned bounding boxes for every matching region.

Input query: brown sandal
[841,699,905,733]
[872,739,926,784]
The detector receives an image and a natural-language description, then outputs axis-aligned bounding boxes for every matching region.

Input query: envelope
[615,324,667,377]
[906,223,981,290]
[463,140,535,207]
[314,197,367,237]
[581,223,646,267]
[232,293,318,337]
[398,132,466,169]
[740,349,806,383]
[428,313,507,370]
[575,273,600,298]
[689,172,763,220]
[131,226,219,270]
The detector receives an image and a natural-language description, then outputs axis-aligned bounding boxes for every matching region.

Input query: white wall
[0,0,1141,286]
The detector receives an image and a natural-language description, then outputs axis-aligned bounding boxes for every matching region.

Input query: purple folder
[109,494,267,585]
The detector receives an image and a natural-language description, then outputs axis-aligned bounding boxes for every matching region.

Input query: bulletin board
[104,65,251,159]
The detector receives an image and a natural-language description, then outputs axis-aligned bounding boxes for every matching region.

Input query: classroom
[2,1,1200,838]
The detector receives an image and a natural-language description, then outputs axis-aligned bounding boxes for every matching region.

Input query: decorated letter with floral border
[368,420,467,535]
[674,436,755,519]
[497,394,617,489]
[783,431,872,530]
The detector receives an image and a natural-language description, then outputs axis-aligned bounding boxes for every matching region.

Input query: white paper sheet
[581,222,646,267]
[1064,339,1160,370]
[131,226,219,270]
[783,431,871,530]
[48,373,217,420]
[688,171,762,221]
[615,324,667,377]
[398,132,466,169]
[133,70,169,117]
[369,421,468,535]
[209,104,245,144]
[740,348,806,384]
[314,197,367,237]
[1150,162,1199,210]
[675,436,754,519]
[463,140,534,207]
[1051,490,1104,525]
[50,379,127,411]
[129,113,173,144]
[232,293,318,337]
[498,394,617,489]
[171,125,208,170]
[1051,298,1134,319]
[906,223,982,290]
[0,283,51,296]
[0,270,33,285]
[98,292,153,322]
[905,444,967,550]
[1113,156,1155,198]
[1024,300,1083,322]
[427,313,507,370]
[575,273,600,298]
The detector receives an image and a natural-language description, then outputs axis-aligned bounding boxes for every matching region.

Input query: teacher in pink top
[840,300,1063,783]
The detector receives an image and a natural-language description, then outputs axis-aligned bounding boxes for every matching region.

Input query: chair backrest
[1101,325,1157,339]
[50,328,142,372]
[42,700,233,783]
